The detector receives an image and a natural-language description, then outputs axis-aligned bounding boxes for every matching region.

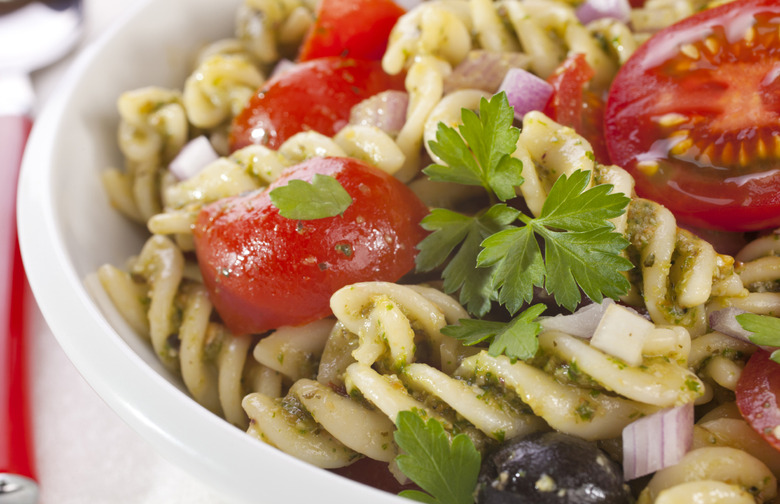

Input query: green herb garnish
[415,205,518,316]
[269,173,352,219]
[424,93,523,201]
[442,304,546,361]
[394,411,481,504]
[478,170,632,314]
[416,92,632,317]
[736,312,780,363]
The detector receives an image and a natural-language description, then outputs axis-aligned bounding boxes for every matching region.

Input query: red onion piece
[709,307,752,340]
[498,67,554,120]
[539,299,613,338]
[393,0,422,10]
[443,50,532,95]
[576,0,631,24]
[349,90,408,137]
[168,135,220,181]
[709,307,775,351]
[270,58,296,79]
[622,402,694,480]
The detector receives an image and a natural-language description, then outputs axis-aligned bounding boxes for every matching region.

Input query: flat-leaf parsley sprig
[425,92,523,202]
[479,170,632,314]
[394,411,481,504]
[442,303,546,361]
[415,92,632,350]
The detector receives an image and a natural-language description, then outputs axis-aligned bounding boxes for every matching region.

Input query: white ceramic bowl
[17,1,404,502]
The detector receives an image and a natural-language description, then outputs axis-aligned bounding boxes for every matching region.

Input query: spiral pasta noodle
[96,234,281,429]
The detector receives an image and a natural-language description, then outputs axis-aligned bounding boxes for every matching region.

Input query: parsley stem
[517,212,533,225]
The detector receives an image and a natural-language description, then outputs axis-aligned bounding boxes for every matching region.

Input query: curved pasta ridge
[96,234,281,429]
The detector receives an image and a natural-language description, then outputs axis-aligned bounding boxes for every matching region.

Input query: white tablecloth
[29,1,230,502]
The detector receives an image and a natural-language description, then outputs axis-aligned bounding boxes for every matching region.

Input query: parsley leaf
[394,411,481,504]
[538,169,631,232]
[424,92,523,202]
[736,313,780,363]
[269,174,352,220]
[416,205,519,316]
[442,304,546,360]
[478,171,632,313]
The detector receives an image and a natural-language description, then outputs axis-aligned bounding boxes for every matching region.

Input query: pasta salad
[97,0,780,502]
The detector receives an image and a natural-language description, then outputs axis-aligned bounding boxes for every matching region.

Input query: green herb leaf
[416,205,519,316]
[394,411,481,504]
[424,93,523,202]
[443,304,546,360]
[736,312,780,363]
[478,171,632,313]
[478,225,544,315]
[539,169,631,232]
[269,174,352,220]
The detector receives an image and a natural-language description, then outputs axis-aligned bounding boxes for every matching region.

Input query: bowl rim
[17,0,409,502]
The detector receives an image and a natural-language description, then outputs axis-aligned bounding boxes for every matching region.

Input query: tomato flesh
[736,349,780,452]
[544,53,610,164]
[229,57,406,151]
[297,0,405,62]
[604,0,780,231]
[192,157,430,335]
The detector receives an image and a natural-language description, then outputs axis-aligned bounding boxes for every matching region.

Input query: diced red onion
[443,50,532,95]
[539,299,614,339]
[709,307,774,351]
[498,67,554,121]
[270,58,296,79]
[349,90,409,137]
[168,136,220,181]
[622,402,694,480]
[393,0,422,10]
[575,0,631,24]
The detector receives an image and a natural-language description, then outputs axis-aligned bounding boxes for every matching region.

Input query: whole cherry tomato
[192,156,430,335]
[604,0,780,232]
[735,349,780,452]
[229,57,406,151]
[544,53,609,164]
[297,0,405,62]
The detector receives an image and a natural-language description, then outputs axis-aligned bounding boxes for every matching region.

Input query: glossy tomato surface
[229,57,405,151]
[297,0,405,61]
[604,0,780,231]
[736,349,780,451]
[192,157,430,335]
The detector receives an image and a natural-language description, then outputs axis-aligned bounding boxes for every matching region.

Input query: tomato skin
[298,0,405,62]
[192,157,430,335]
[736,349,780,452]
[229,58,406,151]
[604,0,780,232]
[544,53,610,164]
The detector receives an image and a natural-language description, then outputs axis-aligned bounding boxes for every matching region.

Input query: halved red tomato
[544,53,609,164]
[736,349,780,451]
[229,57,406,151]
[604,0,780,232]
[297,0,405,62]
[192,156,429,335]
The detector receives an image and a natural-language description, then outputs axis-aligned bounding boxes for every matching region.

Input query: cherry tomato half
[229,57,406,151]
[544,53,609,164]
[604,0,780,232]
[736,349,780,452]
[192,156,430,335]
[297,0,405,62]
